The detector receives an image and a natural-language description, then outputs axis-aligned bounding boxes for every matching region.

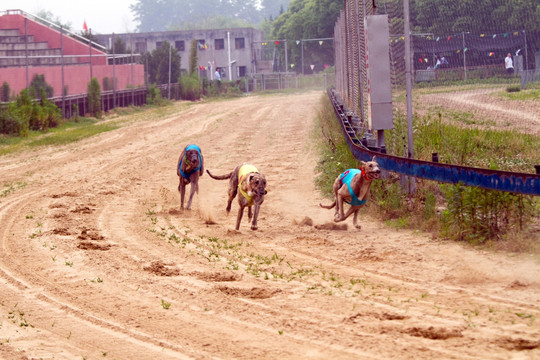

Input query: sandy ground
[0,91,539,359]
[416,87,540,135]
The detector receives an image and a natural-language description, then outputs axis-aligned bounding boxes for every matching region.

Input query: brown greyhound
[206,164,267,230]
[176,144,204,210]
[320,156,381,229]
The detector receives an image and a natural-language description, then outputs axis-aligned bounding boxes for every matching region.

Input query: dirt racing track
[0,91,539,359]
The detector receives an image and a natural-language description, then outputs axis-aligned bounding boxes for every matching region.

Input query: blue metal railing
[327,88,540,196]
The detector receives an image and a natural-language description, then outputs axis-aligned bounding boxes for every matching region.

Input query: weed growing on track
[8,304,32,328]
[0,181,27,199]
[161,299,171,310]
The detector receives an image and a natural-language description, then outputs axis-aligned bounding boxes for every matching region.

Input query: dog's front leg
[186,175,198,210]
[235,205,245,230]
[178,182,186,210]
[250,204,260,230]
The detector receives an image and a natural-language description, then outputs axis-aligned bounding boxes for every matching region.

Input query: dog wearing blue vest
[320,156,381,229]
[206,163,267,230]
[177,144,204,210]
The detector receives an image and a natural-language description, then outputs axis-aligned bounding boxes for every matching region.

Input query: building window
[235,37,245,49]
[238,66,247,77]
[135,42,146,53]
[215,38,224,50]
[197,39,207,50]
[156,41,163,49]
[175,40,185,51]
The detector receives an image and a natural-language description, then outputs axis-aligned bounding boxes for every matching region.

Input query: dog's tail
[206,169,233,180]
[319,200,336,209]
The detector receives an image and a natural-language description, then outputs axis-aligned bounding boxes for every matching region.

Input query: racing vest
[238,164,259,205]
[340,169,367,206]
[179,144,202,179]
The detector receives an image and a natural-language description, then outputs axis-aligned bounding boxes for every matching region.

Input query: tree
[130,0,269,31]
[189,39,198,76]
[271,0,342,73]
[35,10,72,30]
[29,74,54,99]
[1,82,10,102]
[141,41,181,85]
[87,78,101,118]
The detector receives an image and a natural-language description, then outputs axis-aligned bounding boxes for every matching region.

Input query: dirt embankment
[0,91,539,359]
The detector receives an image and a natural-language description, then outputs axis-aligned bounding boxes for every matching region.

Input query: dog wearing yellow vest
[206,163,267,230]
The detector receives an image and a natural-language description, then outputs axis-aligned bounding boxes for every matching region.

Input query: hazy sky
[2,0,136,34]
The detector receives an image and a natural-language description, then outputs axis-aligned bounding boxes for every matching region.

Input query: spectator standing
[505,53,514,75]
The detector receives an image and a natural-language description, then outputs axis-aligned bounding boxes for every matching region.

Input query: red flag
[83,20,88,33]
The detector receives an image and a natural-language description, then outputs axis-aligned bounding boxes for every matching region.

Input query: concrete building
[95,28,268,81]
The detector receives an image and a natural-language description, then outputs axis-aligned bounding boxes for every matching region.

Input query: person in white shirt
[505,53,514,75]
[214,68,221,82]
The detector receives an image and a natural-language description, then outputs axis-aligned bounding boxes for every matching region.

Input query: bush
[29,74,54,99]
[441,184,535,244]
[146,84,165,105]
[1,81,10,102]
[179,75,202,101]
[87,78,102,118]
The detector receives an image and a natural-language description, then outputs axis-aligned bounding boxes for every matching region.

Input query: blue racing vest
[179,144,202,179]
[340,169,367,206]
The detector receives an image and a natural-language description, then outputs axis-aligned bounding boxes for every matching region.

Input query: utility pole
[404,0,416,193]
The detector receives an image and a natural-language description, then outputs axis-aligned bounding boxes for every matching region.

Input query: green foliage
[179,75,202,101]
[386,109,538,173]
[140,41,180,85]
[35,9,72,30]
[146,84,165,105]
[271,0,342,74]
[314,94,538,247]
[1,81,10,102]
[130,0,290,31]
[414,0,540,34]
[188,40,198,77]
[29,74,54,99]
[87,78,102,118]
[313,95,358,197]
[441,184,535,244]
[0,88,61,137]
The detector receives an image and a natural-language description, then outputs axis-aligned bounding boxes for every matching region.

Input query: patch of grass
[500,88,540,101]
[0,117,118,156]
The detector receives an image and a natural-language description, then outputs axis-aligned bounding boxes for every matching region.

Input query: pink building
[0,10,145,98]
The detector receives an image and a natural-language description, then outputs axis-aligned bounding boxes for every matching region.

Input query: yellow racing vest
[238,164,259,205]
